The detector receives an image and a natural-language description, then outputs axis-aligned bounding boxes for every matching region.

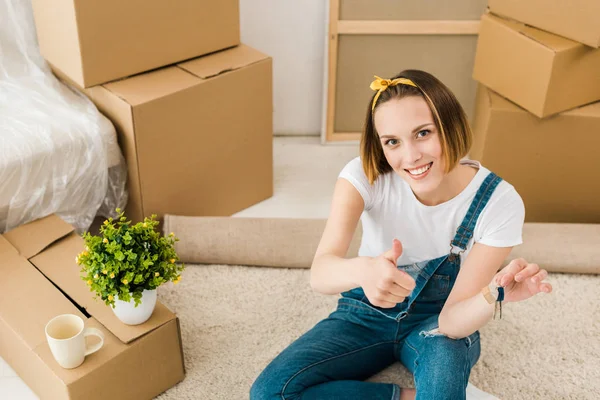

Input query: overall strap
[450,172,503,256]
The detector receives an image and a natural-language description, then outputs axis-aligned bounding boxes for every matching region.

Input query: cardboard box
[488,0,600,48]
[472,13,600,118]
[30,0,240,88]
[0,215,185,399]
[470,85,600,223]
[76,44,273,224]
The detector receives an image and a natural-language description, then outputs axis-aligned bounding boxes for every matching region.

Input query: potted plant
[77,209,185,325]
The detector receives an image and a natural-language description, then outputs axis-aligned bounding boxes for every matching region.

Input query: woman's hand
[493,258,553,303]
[360,239,416,308]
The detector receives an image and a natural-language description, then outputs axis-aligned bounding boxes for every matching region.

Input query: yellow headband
[370,75,418,111]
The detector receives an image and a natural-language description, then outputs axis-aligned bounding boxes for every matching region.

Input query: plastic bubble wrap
[0,0,128,233]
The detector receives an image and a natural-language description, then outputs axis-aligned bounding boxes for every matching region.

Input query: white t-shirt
[339,157,525,265]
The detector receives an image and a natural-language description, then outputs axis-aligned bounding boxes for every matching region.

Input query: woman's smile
[405,162,433,180]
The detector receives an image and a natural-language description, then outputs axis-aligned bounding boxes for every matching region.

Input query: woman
[251,70,552,400]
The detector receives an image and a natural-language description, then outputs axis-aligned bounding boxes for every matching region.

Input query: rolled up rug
[510,223,600,274]
[163,215,361,268]
[163,215,600,274]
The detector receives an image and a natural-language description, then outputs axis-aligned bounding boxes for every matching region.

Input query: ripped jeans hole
[419,328,460,340]
[419,328,445,338]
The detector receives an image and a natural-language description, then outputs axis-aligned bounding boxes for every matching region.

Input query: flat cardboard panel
[496,16,578,52]
[545,45,600,115]
[335,34,479,132]
[3,214,73,259]
[102,67,199,106]
[488,0,600,48]
[178,44,269,79]
[67,320,184,399]
[30,318,183,399]
[75,0,239,86]
[31,0,240,87]
[84,86,143,223]
[473,13,600,117]
[133,59,273,219]
[0,251,85,349]
[468,85,492,162]
[34,318,122,386]
[340,0,487,20]
[30,233,175,343]
[0,234,85,399]
[84,46,273,223]
[0,234,18,257]
[30,0,83,86]
[0,216,185,399]
[471,86,600,223]
[0,318,68,400]
[473,13,554,117]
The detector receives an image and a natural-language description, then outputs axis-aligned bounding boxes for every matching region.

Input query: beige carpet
[155,265,599,400]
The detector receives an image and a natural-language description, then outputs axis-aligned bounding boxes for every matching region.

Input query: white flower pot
[112,289,157,325]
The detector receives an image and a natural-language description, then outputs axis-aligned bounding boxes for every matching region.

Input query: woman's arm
[311,177,417,303]
[437,243,512,339]
[439,250,553,339]
[310,178,370,294]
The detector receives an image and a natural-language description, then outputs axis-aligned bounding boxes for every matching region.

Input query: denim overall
[251,172,503,400]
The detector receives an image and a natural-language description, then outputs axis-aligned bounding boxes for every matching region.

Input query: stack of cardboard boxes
[471,0,600,222]
[30,0,274,224]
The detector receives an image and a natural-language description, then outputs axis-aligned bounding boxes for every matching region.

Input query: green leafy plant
[77,209,185,308]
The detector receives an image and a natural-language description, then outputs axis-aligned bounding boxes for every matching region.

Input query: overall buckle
[448,244,465,261]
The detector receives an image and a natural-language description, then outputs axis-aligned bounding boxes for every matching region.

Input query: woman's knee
[418,328,481,369]
[411,332,480,399]
[250,363,301,400]
[250,369,285,400]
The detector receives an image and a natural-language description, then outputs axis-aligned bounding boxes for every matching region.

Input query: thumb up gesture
[361,239,416,308]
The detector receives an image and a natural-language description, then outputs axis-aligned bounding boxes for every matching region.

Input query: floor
[0,136,359,399]
[0,357,40,399]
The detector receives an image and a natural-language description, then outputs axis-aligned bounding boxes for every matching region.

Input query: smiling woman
[376,97,445,201]
[363,71,472,206]
[251,70,553,400]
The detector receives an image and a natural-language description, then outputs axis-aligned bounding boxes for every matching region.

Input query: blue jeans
[251,296,480,400]
[251,172,501,399]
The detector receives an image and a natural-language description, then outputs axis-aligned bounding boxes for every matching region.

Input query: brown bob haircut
[361,69,472,184]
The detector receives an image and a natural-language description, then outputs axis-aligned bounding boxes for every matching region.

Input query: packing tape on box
[163,215,600,274]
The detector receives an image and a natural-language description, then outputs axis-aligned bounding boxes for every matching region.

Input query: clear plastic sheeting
[0,0,128,233]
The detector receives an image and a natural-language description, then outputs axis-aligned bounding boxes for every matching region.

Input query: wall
[240,0,326,136]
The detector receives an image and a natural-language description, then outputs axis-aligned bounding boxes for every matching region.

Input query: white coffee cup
[45,314,104,369]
